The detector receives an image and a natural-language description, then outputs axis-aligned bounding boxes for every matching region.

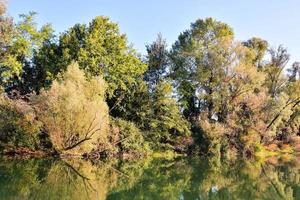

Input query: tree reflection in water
[0,156,300,200]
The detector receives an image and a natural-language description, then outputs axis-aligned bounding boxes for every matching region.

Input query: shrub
[110,118,150,154]
[0,89,41,151]
[199,117,227,156]
[31,63,109,154]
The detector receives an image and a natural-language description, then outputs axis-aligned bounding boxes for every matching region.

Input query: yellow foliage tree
[32,62,109,154]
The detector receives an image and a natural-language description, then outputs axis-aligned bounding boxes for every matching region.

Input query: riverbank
[2,144,300,162]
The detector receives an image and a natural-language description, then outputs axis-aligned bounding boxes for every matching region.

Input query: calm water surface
[0,156,300,200]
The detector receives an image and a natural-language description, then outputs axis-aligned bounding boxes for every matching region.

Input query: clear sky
[7,0,300,64]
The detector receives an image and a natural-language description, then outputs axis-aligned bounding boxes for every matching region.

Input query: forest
[1,1,300,160]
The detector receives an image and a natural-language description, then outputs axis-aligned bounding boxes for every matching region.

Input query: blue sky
[7,0,300,64]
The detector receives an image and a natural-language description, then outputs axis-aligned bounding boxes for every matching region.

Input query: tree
[261,46,298,139]
[31,16,146,122]
[0,10,53,92]
[78,17,146,96]
[144,34,169,92]
[196,41,268,155]
[170,18,278,155]
[279,62,300,137]
[170,18,234,120]
[0,0,19,87]
[287,62,300,82]
[242,37,268,68]
[109,78,152,128]
[33,16,146,97]
[264,45,289,97]
[147,80,191,150]
[31,63,109,154]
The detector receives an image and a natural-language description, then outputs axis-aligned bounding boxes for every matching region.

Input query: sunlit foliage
[0,4,299,157]
[0,88,41,151]
[31,63,109,154]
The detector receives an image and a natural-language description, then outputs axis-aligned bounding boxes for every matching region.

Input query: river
[0,156,299,200]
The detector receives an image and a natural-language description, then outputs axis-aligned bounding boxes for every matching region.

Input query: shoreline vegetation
[0,0,300,161]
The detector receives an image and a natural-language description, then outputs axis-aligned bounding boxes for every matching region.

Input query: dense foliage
[0,88,41,151]
[110,118,150,155]
[0,0,299,157]
[169,18,300,157]
[31,63,109,154]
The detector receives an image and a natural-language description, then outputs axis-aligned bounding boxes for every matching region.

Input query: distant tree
[147,80,191,150]
[170,18,234,120]
[144,34,169,92]
[287,62,300,82]
[264,45,290,97]
[242,37,268,68]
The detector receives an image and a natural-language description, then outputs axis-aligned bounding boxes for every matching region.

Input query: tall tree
[264,45,290,97]
[242,37,268,68]
[144,34,169,92]
[170,18,277,155]
[147,80,191,150]
[0,0,18,87]
[170,18,234,120]
[0,9,53,93]
[34,17,146,95]
[32,17,146,119]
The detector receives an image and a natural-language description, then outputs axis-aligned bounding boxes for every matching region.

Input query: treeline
[0,1,299,158]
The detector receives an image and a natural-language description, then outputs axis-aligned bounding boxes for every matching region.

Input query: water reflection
[0,156,299,200]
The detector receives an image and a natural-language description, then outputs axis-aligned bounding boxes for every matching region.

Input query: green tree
[264,45,289,97]
[0,0,19,86]
[109,79,152,128]
[242,37,268,68]
[144,34,169,92]
[170,18,274,155]
[31,16,146,123]
[170,18,234,120]
[0,9,53,92]
[147,80,191,150]
[33,16,146,99]
[142,35,191,150]
[110,118,149,154]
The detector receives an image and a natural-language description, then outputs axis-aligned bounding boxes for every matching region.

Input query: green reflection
[0,157,299,200]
